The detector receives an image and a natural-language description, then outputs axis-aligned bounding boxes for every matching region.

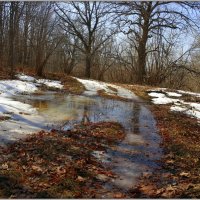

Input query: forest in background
[0,1,200,92]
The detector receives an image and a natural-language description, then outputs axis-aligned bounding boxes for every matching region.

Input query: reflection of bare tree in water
[81,105,90,124]
[133,103,140,134]
[33,100,48,110]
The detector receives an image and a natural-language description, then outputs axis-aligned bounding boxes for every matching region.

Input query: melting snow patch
[177,90,200,98]
[148,89,200,122]
[148,92,166,98]
[75,78,114,96]
[171,104,200,121]
[147,88,167,92]
[152,97,180,105]
[0,79,38,118]
[148,92,180,105]
[16,74,36,82]
[0,80,38,97]
[37,79,63,89]
[107,84,138,100]
[75,77,138,100]
[0,96,36,115]
[170,105,188,113]
[166,92,182,97]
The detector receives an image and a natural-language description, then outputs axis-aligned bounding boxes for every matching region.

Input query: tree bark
[8,2,15,78]
[63,59,75,75]
[0,2,4,65]
[85,54,91,78]
[137,34,148,83]
[23,3,29,66]
[136,3,151,84]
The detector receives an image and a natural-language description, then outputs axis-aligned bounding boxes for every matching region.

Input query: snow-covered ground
[0,74,64,145]
[0,74,64,116]
[36,79,63,89]
[148,89,200,122]
[75,78,139,100]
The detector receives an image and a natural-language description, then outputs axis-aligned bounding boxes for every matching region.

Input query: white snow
[75,78,138,100]
[170,104,200,121]
[75,78,115,96]
[177,90,200,98]
[185,109,200,120]
[148,92,166,98]
[149,88,200,98]
[0,80,38,97]
[107,83,139,100]
[0,114,49,146]
[148,89,200,122]
[0,78,38,118]
[148,92,181,105]
[152,97,180,105]
[170,105,187,113]
[0,73,65,145]
[147,88,167,92]
[166,92,182,97]
[16,74,36,82]
[0,96,36,115]
[17,73,64,89]
[37,79,63,89]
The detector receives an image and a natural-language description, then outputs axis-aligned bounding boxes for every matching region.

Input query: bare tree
[55,2,115,78]
[8,2,24,78]
[92,36,117,81]
[116,2,200,84]
[61,34,79,75]
[0,2,6,66]
[30,2,62,76]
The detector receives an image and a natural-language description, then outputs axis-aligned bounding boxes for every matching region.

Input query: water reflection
[32,100,48,110]
[13,92,162,191]
[81,105,90,124]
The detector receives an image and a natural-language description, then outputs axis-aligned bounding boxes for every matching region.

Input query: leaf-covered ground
[0,122,127,198]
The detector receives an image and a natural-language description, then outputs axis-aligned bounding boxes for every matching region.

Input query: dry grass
[61,76,85,95]
[0,67,13,80]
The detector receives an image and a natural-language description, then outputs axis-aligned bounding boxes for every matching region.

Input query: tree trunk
[0,2,4,65]
[64,59,75,75]
[85,54,91,78]
[35,50,43,76]
[136,2,152,84]
[36,66,43,76]
[8,2,15,78]
[36,47,56,77]
[137,41,147,84]
[23,4,29,66]
[97,70,104,81]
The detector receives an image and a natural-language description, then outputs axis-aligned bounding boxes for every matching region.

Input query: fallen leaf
[32,165,42,172]
[77,176,85,182]
[114,192,124,198]
[180,172,190,178]
[1,163,8,170]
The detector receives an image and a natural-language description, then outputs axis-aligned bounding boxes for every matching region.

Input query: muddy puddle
[10,91,162,194]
